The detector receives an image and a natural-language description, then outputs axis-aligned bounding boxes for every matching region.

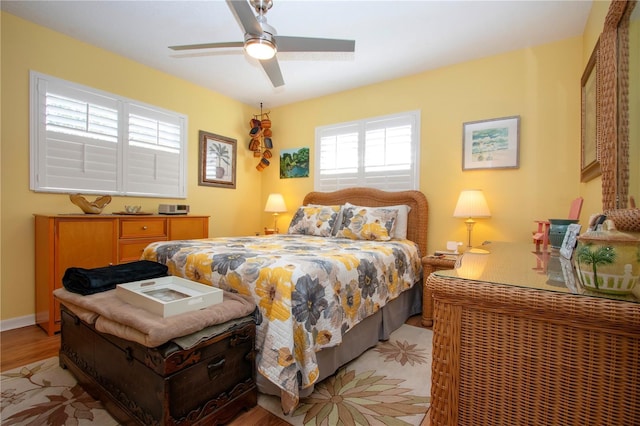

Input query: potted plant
[209,142,230,178]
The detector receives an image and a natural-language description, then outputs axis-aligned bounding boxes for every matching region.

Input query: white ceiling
[2,0,593,108]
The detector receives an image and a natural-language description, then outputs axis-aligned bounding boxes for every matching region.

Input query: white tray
[116,276,223,318]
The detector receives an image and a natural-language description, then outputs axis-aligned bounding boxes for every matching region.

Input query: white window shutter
[125,104,186,197]
[125,145,184,197]
[42,134,118,193]
[315,111,420,191]
[30,71,187,198]
[32,75,120,193]
[315,123,360,191]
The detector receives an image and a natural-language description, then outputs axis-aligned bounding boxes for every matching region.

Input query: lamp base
[464,218,476,248]
[264,227,278,235]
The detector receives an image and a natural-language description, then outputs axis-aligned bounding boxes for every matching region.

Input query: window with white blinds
[314,110,420,191]
[30,71,187,198]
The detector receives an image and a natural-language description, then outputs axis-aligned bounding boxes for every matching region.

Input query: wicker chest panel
[427,273,640,426]
[59,304,257,426]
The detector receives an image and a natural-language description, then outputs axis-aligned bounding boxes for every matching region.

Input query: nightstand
[421,255,458,326]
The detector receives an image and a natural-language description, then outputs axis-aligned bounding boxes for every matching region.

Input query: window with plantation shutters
[30,71,187,198]
[314,111,420,191]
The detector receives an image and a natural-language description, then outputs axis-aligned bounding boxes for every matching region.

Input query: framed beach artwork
[280,147,309,179]
[462,115,520,170]
[560,223,582,260]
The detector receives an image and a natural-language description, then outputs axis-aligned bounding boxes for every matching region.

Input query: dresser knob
[142,226,148,230]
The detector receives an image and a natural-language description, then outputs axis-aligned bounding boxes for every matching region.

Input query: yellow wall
[0,1,613,324]
[268,37,584,255]
[1,13,262,321]
[265,0,613,253]
[579,0,610,218]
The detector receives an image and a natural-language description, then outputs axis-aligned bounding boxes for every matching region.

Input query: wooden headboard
[303,188,428,257]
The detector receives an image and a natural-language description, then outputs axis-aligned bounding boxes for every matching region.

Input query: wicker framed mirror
[598,0,636,210]
[627,2,639,208]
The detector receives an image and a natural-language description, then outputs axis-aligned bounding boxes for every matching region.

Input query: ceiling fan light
[245,37,276,60]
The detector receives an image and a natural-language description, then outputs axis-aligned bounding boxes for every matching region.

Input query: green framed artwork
[280,147,309,179]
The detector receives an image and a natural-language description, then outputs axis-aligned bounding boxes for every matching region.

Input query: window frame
[314,110,421,191]
[29,71,188,198]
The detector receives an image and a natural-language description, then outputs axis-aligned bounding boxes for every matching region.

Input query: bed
[141,187,428,413]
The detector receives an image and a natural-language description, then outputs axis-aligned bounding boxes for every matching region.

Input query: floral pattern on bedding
[141,234,422,405]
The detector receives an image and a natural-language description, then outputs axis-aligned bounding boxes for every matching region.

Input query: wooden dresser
[427,242,640,426]
[34,214,209,335]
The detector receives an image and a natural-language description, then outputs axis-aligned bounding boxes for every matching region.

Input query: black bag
[62,260,169,295]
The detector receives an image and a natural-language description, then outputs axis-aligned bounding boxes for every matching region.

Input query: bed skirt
[257,281,422,398]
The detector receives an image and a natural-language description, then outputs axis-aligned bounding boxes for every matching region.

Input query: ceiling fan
[169,0,355,87]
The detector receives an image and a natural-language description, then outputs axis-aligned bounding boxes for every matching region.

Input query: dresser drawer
[120,218,167,239]
[168,216,209,240]
[119,238,166,263]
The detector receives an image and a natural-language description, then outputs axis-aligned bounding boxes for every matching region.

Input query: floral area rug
[258,324,432,426]
[1,357,118,425]
[0,324,431,426]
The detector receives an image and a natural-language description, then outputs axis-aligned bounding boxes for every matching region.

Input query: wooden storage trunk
[59,304,257,426]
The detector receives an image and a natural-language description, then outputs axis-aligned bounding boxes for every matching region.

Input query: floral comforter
[141,234,422,407]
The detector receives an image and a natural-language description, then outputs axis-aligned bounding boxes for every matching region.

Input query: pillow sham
[382,204,412,239]
[308,203,345,236]
[335,205,398,241]
[342,203,411,239]
[287,205,342,237]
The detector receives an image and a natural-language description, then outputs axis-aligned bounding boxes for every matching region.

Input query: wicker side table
[427,268,640,426]
[421,255,457,327]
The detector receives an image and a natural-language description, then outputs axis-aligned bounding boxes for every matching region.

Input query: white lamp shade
[453,190,491,218]
[264,193,287,213]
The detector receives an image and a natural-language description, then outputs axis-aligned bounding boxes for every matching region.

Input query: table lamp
[264,193,287,233]
[453,189,491,248]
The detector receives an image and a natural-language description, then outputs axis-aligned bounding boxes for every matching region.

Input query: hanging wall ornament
[248,103,274,171]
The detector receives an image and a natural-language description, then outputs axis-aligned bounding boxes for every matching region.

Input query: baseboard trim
[1,315,36,332]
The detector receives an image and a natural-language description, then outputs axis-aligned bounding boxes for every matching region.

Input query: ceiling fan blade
[277,36,355,53]
[226,0,263,36]
[169,41,244,51]
[260,57,284,87]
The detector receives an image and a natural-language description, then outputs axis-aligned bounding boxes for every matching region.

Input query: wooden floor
[1,315,429,425]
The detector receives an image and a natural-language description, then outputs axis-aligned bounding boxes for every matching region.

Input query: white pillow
[344,202,411,239]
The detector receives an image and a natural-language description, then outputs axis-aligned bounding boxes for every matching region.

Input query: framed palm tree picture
[198,130,237,189]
